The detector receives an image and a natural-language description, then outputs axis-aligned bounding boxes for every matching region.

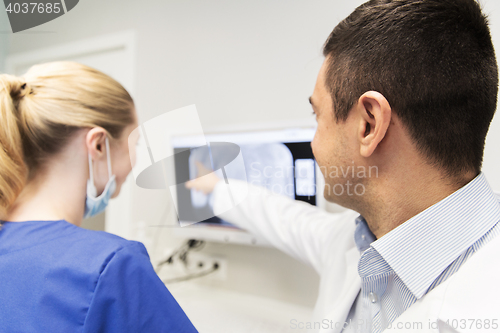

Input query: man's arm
[206,178,357,273]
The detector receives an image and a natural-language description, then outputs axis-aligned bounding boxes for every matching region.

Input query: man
[187,0,500,332]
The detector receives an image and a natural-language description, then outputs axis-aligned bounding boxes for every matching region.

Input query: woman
[0,62,197,332]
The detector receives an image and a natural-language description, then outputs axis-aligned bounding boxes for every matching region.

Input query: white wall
[6,0,500,309]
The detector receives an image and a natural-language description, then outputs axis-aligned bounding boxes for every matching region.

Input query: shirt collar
[368,172,500,299]
[354,216,376,253]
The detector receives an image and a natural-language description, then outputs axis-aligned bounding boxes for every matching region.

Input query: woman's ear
[85,127,108,161]
[356,91,391,157]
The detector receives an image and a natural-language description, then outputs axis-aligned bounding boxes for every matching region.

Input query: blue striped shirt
[343,172,500,333]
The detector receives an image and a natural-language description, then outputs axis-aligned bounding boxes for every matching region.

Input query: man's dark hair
[323,0,498,177]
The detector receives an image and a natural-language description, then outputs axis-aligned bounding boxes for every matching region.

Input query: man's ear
[356,91,391,157]
[86,127,108,160]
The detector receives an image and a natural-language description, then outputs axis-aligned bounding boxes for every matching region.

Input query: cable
[163,262,219,284]
[156,239,214,283]
[155,239,206,273]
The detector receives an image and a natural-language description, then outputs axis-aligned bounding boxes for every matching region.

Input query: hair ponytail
[0,75,29,217]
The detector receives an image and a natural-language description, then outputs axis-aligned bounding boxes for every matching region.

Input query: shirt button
[369,292,377,303]
[361,234,366,240]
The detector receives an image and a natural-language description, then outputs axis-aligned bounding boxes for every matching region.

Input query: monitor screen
[171,128,317,228]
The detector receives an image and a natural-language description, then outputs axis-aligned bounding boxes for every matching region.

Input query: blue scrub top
[0,220,198,333]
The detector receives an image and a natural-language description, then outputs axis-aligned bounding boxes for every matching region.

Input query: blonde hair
[0,61,135,217]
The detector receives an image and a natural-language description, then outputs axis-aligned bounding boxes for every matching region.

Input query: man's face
[310,60,359,205]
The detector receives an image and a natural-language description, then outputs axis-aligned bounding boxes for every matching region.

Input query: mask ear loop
[88,137,112,195]
[105,137,112,178]
[88,153,95,185]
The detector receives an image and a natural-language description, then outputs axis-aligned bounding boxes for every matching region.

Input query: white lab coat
[213,180,500,333]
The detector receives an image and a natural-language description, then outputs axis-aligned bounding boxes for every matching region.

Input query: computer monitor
[171,127,318,246]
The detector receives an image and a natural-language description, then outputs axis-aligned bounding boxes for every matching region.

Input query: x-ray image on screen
[188,143,295,210]
[172,129,316,227]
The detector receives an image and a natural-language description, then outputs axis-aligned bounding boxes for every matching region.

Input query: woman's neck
[6,143,88,226]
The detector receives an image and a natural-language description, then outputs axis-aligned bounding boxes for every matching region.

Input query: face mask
[84,137,117,218]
